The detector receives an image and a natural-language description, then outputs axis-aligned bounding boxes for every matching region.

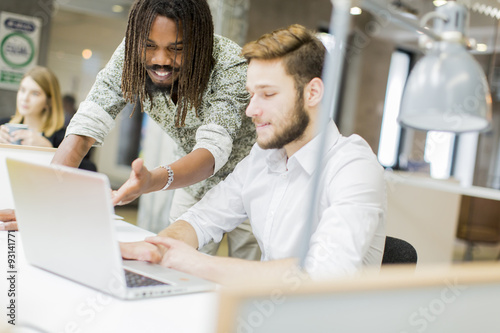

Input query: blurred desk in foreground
[217,263,500,333]
[385,171,500,265]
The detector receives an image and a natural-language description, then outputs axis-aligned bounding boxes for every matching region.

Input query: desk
[217,263,500,333]
[0,220,218,332]
[385,171,500,265]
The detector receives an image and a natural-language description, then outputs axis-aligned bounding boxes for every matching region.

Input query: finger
[10,130,25,139]
[0,222,18,231]
[131,158,145,175]
[10,132,25,144]
[111,182,135,206]
[0,209,16,221]
[0,126,8,138]
[120,242,143,259]
[120,241,162,263]
[1,130,15,143]
[145,236,175,248]
[113,195,129,206]
[113,164,146,206]
[111,189,124,206]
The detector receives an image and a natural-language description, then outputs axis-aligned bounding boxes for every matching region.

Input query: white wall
[47,9,127,104]
[46,9,129,181]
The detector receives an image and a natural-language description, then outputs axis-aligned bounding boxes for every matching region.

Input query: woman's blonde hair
[11,66,64,137]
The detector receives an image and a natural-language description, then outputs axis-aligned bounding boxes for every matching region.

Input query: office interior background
[1,0,500,262]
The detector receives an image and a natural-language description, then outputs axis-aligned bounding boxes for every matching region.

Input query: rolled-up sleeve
[178,153,251,249]
[66,101,115,146]
[192,38,250,175]
[193,124,233,175]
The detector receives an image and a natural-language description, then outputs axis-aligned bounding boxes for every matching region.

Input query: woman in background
[0,66,96,171]
[0,66,65,147]
[0,66,66,232]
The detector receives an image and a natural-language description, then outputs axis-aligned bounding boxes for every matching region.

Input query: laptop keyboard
[124,269,170,288]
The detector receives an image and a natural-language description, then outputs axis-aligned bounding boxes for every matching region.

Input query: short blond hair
[241,24,325,92]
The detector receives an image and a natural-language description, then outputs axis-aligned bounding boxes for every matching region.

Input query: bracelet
[157,165,174,191]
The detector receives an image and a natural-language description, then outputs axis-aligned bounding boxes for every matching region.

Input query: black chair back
[382,236,418,265]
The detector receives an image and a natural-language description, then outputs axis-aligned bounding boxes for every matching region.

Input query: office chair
[382,236,418,265]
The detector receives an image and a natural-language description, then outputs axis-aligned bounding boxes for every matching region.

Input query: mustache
[145,65,181,73]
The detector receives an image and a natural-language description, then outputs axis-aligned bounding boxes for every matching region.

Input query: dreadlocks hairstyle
[241,24,325,95]
[122,0,215,127]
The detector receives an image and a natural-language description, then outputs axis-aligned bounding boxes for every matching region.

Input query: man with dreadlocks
[51,0,260,260]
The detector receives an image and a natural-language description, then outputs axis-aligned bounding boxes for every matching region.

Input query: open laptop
[0,144,55,210]
[6,157,216,299]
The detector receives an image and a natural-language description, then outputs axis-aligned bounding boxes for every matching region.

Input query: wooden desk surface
[0,143,57,153]
[218,263,500,333]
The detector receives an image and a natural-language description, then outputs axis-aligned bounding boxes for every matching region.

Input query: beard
[257,93,310,150]
[145,65,180,95]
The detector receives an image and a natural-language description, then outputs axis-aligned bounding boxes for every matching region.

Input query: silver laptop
[6,157,215,299]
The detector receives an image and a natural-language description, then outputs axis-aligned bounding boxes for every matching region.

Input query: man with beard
[51,0,260,260]
[120,24,386,284]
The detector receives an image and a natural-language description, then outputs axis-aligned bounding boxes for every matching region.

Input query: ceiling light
[476,43,488,52]
[350,7,362,15]
[398,2,492,132]
[433,0,448,7]
[82,49,92,60]
[112,5,124,13]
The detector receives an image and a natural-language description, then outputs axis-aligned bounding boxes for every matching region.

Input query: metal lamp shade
[398,42,492,133]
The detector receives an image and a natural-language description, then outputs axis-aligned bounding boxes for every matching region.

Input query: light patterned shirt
[66,35,256,199]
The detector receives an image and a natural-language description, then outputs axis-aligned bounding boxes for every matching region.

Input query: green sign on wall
[0,11,41,91]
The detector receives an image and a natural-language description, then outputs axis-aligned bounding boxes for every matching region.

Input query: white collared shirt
[180,121,386,280]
